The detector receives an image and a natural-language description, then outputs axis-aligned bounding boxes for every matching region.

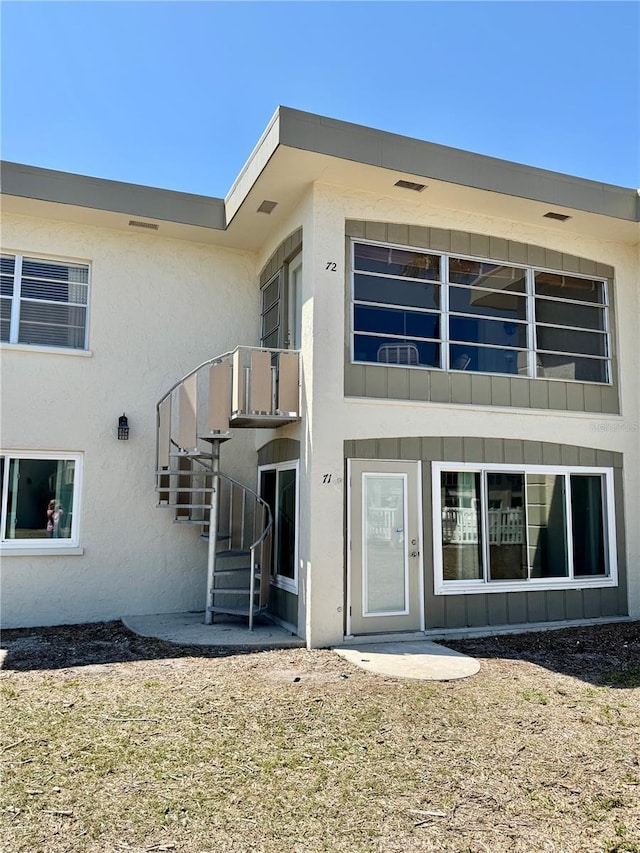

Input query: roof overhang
[2,106,638,249]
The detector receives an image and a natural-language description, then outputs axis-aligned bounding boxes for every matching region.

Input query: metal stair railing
[155,447,272,630]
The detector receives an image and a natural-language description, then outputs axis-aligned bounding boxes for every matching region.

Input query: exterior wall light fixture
[118,413,130,440]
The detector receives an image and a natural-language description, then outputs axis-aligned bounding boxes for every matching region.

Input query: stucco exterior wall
[1,213,259,627]
[298,183,639,646]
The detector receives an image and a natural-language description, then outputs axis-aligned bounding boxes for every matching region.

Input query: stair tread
[213,567,251,574]
[217,549,251,557]
[207,606,267,616]
[212,588,254,595]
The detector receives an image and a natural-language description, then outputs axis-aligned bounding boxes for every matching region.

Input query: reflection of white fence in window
[367,507,397,541]
[442,508,524,544]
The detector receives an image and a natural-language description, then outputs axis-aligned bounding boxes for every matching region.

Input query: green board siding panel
[566,384,585,412]
[463,437,484,463]
[507,594,528,624]
[400,437,422,459]
[450,372,472,404]
[269,586,298,627]
[408,369,430,401]
[345,365,365,397]
[445,597,467,628]
[408,225,430,249]
[583,385,603,413]
[561,253,581,273]
[421,437,444,464]
[387,367,410,400]
[491,376,511,407]
[560,445,580,466]
[387,223,410,246]
[523,442,543,465]
[548,383,568,411]
[542,443,563,466]
[546,590,566,622]
[583,589,603,619]
[510,379,530,408]
[600,587,621,617]
[530,382,549,409]
[364,366,388,398]
[425,588,447,629]
[578,446,598,466]
[565,591,584,621]
[466,595,488,627]
[487,594,508,625]
[471,375,492,406]
[442,437,464,462]
[601,387,619,414]
[504,440,524,466]
[527,591,547,622]
[483,438,504,464]
[377,438,400,460]
[430,372,450,403]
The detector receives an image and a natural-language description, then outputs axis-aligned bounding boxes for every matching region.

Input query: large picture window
[0,453,82,549]
[1,254,89,350]
[432,463,617,594]
[351,240,611,383]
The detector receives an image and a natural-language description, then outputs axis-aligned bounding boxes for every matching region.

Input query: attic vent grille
[543,211,571,222]
[257,200,278,214]
[128,220,159,230]
[394,179,426,192]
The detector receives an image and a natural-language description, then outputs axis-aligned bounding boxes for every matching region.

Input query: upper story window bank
[351,240,611,384]
[1,253,90,350]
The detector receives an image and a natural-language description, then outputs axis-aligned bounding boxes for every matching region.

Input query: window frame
[0,451,83,552]
[350,238,612,385]
[257,460,300,594]
[431,461,618,595]
[1,251,91,352]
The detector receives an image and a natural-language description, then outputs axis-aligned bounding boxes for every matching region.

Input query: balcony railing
[157,346,300,465]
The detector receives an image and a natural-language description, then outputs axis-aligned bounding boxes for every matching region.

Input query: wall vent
[257,200,278,214]
[128,220,159,230]
[394,179,426,192]
[543,211,572,222]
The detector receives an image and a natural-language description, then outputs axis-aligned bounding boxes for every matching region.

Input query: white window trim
[350,238,612,386]
[0,451,83,552]
[257,459,299,594]
[431,461,618,595]
[1,251,91,351]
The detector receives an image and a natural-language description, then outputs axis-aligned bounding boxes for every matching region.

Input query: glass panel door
[363,474,407,614]
[349,460,423,635]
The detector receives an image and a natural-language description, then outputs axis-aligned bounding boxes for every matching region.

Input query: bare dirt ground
[1,620,639,853]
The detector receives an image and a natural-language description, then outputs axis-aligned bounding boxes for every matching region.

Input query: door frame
[257,459,300,594]
[346,458,425,637]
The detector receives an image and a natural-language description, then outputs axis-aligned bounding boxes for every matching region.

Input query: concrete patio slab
[123,612,304,648]
[334,640,480,681]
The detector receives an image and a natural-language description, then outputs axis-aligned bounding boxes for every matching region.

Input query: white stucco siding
[1,213,259,627]
[299,184,639,644]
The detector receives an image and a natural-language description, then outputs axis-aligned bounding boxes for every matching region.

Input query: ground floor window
[432,463,617,594]
[0,452,82,548]
[258,461,298,592]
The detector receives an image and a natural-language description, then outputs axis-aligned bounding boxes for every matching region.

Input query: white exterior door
[348,460,423,635]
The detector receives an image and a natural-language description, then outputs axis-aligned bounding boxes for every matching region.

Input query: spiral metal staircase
[155,346,300,629]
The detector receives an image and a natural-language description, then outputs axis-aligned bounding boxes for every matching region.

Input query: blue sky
[1,1,638,196]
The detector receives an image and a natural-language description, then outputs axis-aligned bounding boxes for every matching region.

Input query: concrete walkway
[334,641,480,681]
[123,613,479,681]
[123,612,304,648]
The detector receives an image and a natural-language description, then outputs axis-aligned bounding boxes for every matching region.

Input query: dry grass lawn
[1,621,639,853]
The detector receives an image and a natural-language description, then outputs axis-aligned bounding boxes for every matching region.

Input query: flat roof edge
[0,162,227,230]
[277,108,640,222]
